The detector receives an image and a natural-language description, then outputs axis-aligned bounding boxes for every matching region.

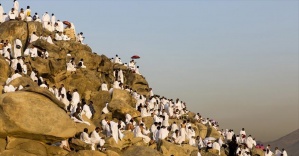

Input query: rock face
[108,89,140,119]
[0,58,11,86]
[67,150,106,156]
[0,90,76,142]
[2,137,69,156]
[122,146,163,156]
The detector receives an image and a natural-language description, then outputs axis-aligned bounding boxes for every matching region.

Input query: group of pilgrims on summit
[0,1,289,156]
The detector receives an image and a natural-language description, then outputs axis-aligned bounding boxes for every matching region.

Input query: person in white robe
[239,128,246,136]
[77,59,86,68]
[118,69,124,83]
[113,81,120,89]
[29,32,39,43]
[77,32,85,43]
[40,83,48,88]
[18,9,25,21]
[0,4,4,23]
[264,149,273,156]
[55,20,64,32]
[80,128,95,150]
[186,126,196,146]
[90,127,105,151]
[59,140,71,152]
[10,59,18,70]
[13,0,19,15]
[129,60,136,71]
[274,147,281,156]
[55,32,62,41]
[67,59,76,72]
[140,106,149,117]
[125,114,132,124]
[109,120,119,143]
[150,122,158,134]
[158,126,169,140]
[171,122,179,132]
[212,140,221,155]
[114,55,120,64]
[102,102,109,114]
[134,123,151,144]
[3,85,17,93]
[42,12,50,27]
[70,89,80,114]
[245,135,254,149]
[44,22,53,32]
[282,148,288,156]
[101,117,108,131]
[29,46,38,58]
[26,15,32,22]
[46,36,54,44]
[13,38,22,58]
[51,13,56,27]
[8,70,22,84]
[135,66,141,75]
[82,103,92,119]
[60,94,69,111]
[8,8,16,20]
[101,82,108,91]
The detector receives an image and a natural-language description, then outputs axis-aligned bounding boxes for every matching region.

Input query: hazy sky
[2,0,298,142]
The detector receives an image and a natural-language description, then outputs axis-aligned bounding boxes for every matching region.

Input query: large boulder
[0,21,28,52]
[160,140,197,156]
[8,77,38,88]
[126,73,149,96]
[89,91,111,125]
[195,123,208,139]
[206,125,221,139]
[0,58,11,86]
[0,90,76,142]
[66,150,106,156]
[108,89,140,119]
[0,138,6,152]
[122,146,162,156]
[3,137,69,156]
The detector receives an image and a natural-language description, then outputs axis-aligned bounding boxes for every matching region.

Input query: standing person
[0,4,4,23]
[13,38,22,58]
[13,0,19,15]
[88,101,96,119]
[24,6,31,18]
[42,12,50,27]
[18,8,25,20]
[51,13,56,28]
[281,148,288,156]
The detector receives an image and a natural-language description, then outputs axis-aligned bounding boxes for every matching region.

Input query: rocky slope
[0,20,266,156]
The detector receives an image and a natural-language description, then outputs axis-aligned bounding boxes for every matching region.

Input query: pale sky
[2,0,298,142]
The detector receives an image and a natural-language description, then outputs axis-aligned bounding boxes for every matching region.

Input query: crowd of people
[0,1,289,156]
[0,1,86,68]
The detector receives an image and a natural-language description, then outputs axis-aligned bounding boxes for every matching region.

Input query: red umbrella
[131,55,140,59]
[63,21,71,27]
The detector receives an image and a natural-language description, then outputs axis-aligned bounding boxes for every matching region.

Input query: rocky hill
[0,20,269,156]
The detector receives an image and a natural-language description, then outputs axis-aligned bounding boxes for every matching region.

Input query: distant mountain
[266,129,299,156]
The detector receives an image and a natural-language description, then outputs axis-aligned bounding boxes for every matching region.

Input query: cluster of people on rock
[0,1,85,44]
[1,2,290,155]
[110,54,141,75]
